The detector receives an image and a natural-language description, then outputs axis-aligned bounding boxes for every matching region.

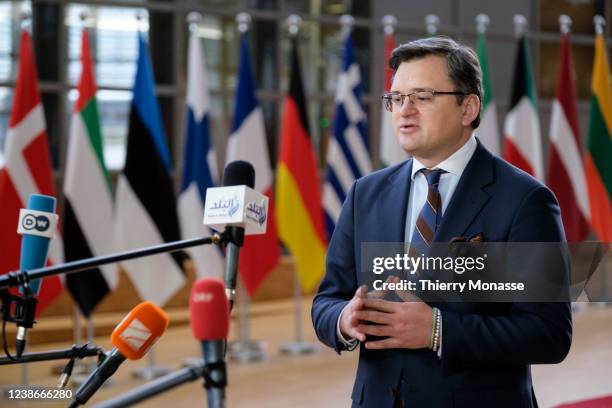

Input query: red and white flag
[0,30,64,312]
[503,34,544,180]
[547,32,590,241]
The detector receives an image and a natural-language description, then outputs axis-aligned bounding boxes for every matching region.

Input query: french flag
[225,32,280,296]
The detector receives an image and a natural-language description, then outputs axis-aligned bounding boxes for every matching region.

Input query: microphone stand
[92,360,227,408]
[0,233,228,290]
[0,344,102,365]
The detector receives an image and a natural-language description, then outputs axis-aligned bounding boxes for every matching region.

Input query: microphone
[203,160,256,306]
[190,278,229,408]
[15,194,59,358]
[70,301,169,407]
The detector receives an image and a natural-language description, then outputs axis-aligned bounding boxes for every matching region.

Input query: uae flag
[379,27,407,167]
[275,38,326,292]
[178,27,224,279]
[546,31,590,242]
[226,32,280,296]
[114,35,186,305]
[476,30,501,155]
[63,29,117,317]
[503,35,544,180]
[584,31,612,242]
[0,30,63,312]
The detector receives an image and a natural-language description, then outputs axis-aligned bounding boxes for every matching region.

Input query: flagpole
[226,12,265,363]
[591,15,610,309]
[278,14,318,356]
[19,5,32,387]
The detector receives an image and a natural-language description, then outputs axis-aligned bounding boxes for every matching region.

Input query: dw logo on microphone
[21,213,50,232]
[17,208,58,238]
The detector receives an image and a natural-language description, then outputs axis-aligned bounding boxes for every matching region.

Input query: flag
[379,28,407,167]
[503,35,544,180]
[546,32,590,242]
[226,32,280,296]
[584,31,612,242]
[0,30,63,312]
[476,30,501,155]
[323,32,372,237]
[114,35,185,306]
[63,29,117,317]
[178,28,224,279]
[275,38,326,292]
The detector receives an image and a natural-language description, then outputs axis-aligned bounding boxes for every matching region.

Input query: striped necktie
[410,168,446,256]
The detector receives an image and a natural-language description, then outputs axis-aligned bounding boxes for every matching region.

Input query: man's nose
[399,98,417,115]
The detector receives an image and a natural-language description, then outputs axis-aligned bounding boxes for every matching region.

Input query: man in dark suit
[312,36,572,407]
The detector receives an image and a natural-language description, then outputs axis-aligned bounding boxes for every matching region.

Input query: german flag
[584,28,612,242]
[275,38,327,291]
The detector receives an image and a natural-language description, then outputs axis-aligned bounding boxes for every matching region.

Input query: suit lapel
[376,160,413,242]
[434,140,495,242]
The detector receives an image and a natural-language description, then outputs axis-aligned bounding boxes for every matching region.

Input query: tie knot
[420,168,445,186]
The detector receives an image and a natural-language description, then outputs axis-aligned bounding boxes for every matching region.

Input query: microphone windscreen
[223,160,255,189]
[189,278,229,341]
[110,301,169,360]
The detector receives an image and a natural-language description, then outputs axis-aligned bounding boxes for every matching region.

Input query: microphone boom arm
[0,233,228,290]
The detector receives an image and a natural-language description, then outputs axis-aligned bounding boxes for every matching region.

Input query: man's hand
[339,285,368,342]
[355,297,433,350]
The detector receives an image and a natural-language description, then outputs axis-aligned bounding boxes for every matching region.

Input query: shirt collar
[411,135,477,180]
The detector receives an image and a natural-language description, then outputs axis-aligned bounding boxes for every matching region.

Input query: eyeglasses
[381,90,467,112]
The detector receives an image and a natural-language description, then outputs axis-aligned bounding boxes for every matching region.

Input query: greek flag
[323,33,372,238]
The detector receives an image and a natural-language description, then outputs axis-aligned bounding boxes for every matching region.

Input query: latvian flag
[114,35,186,306]
[546,30,589,242]
[63,28,117,317]
[0,30,64,312]
[178,26,225,279]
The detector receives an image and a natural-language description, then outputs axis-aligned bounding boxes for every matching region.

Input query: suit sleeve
[440,186,573,373]
[312,182,359,354]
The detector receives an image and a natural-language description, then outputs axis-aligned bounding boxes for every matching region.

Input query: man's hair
[389,36,482,129]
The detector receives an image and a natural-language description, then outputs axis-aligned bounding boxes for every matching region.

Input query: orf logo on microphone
[21,213,50,232]
[192,291,214,303]
[17,208,58,239]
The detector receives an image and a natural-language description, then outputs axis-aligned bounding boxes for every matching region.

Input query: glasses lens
[414,91,435,103]
[391,94,403,106]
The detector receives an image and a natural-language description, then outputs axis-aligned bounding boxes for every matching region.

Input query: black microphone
[221,160,255,309]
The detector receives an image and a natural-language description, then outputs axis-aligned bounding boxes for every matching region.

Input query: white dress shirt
[337,136,478,354]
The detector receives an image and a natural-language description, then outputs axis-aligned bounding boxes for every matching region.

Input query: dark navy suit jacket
[312,140,572,407]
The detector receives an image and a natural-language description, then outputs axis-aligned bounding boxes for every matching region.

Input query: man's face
[390,55,470,164]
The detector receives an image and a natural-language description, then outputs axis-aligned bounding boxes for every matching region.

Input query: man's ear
[462,95,480,127]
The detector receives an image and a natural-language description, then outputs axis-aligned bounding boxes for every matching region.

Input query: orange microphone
[70,301,169,407]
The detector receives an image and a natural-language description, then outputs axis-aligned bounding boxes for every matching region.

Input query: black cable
[1,289,17,362]
[2,319,16,361]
